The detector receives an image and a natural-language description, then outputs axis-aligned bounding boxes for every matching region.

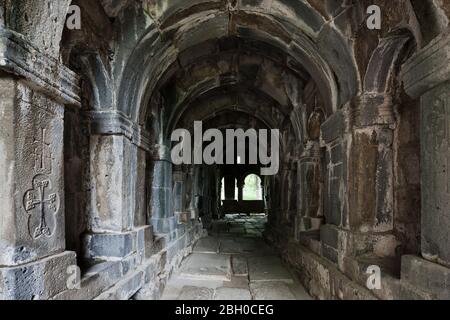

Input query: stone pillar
[83,111,153,262]
[150,150,176,237]
[400,31,450,299]
[0,28,79,299]
[173,167,188,224]
[237,178,244,202]
[223,175,235,200]
[320,95,398,267]
[298,141,323,233]
[347,94,395,234]
[88,135,134,233]
[187,166,201,221]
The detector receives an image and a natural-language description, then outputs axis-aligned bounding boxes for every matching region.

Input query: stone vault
[0,0,449,300]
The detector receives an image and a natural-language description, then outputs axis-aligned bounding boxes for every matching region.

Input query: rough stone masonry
[0,0,449,300]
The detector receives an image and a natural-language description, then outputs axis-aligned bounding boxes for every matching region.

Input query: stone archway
[1,0,449,301]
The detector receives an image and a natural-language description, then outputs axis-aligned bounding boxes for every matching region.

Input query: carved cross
[24,176,59,239]
[34,128,53,174]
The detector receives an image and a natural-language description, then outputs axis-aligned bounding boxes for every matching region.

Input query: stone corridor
[1,0,450,301]
[162,215,311,300]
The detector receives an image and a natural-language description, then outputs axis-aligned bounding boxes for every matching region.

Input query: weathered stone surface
[176,286,214,301]
[0,80,66,266]
[0,252,76,300]
[248,256,293,283]
[214,287,252,300]
[89,135,135,233]
[420,84,450,266]
[401,255,450,300]
[231,256,248,276]
[194,237,219,254]
[0,0,448,301]
[0,28,80,104]
[179,253,231,281]
[250,282,296,300]
[84,232,136,259]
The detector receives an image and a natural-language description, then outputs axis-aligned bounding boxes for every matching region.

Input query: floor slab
[179,253,231,281]
[194,237,219,254]
[177,286,215,300]
[214,287,252,300]
[161,215,311,301]
[250,282,297,300]
[248,256,294,283]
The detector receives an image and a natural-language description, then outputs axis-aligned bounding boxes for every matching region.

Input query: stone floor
[162,214,311,300]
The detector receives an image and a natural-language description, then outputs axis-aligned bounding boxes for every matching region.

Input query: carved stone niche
[401,29,450,299]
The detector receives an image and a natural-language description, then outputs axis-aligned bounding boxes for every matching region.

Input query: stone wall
[1,0,450,300]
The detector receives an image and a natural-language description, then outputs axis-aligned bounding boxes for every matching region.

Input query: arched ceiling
[117,0,360,131]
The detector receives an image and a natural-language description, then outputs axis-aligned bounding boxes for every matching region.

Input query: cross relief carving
[23,126,60,240]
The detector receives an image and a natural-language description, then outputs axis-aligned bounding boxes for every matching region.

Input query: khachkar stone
[401,29,450,299]
[0,28,79,299]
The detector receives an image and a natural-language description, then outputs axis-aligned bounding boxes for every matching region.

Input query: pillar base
[299,217,323,232]
[151,216,177,235]
[83,226,153,261]
[0,251,77,300]
[320,224,399,265]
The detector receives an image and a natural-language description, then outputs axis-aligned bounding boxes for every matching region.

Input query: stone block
[95,271,144,300]
[231,256,248,276]
[89,135,134,233]
[194,237,219,254]
[176,286,214,301]
[84,232,136,259]
[322,244,338,264]
[420,84,450,266]
[214,287,251,300]
[52,261,124,300]
[321,110,344,143]
[248,256,293,283]
[401,255,450,299]
[320,224,339,249]
[151,216,177,234]
[0,251,76,300]
[250,281,296,300]
[138,226,154,260]
[179,253,231,281]
[348,128,394,233]
[0,80,66,266]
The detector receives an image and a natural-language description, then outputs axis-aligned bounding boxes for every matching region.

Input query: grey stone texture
[0,0,449,301]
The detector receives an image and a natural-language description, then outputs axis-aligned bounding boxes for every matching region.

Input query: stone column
[83,111,153,262]
[298,141,323,233]
[150,147,176,238]
[320,95,398,267]
[237,178,244,202]
[189,166,200,221]
[400,31,450,299]
[224,175,236,200]
[0,28,79,299]
[173,167,188,224]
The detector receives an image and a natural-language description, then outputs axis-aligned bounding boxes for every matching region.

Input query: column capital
[87,110,151,151]
[402,28,450,98]
[0,28,80,106]
[349,93,395,128]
